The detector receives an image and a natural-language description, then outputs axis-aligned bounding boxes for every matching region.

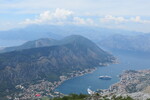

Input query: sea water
[56,50,150,94]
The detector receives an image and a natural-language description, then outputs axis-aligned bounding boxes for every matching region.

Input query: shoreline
[98,69,150,100]
[54,67,97,92]
[11,61,117,99]
[13,67,97,99]
[54,61,118,94]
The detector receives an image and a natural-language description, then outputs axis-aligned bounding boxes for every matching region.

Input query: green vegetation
[0,35,115,98]
[41,97,51,100]
[40,94,150,100]
[53,94,87,100]
[111,95,134,100]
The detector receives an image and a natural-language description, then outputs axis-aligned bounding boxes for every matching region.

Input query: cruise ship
[99,75,112,80]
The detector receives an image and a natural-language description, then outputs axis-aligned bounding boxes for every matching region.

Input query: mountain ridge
[0,35,115,98]
[0,35,106,53]
[99,34,150,53]
[0,25,144,47]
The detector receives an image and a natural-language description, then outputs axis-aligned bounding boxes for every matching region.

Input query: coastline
[54,67,97,91]
[11,61,117,99]
[53,61,118,95]
[55,60,119,91]
[13,67,97,99]
[98,70,150,100]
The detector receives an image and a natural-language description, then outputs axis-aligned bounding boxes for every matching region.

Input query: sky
[0,0,150,32]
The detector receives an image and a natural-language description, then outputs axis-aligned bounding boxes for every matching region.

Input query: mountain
[0,35,115,98]
[0,35,100,53]
[0,34,121,53]
[99,34,150,53]
[0,38,58,53]
[0,25,143,47]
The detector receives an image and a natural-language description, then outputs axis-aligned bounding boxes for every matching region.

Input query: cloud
[52,8,74,19]
[73,17,86,25]
[21,8,74,25]
[130,16,150,23]
[100,15,150,24]
[2,7,150,32]
[21,8,95,26]
[100,15,127,23]
[73,17,94,25]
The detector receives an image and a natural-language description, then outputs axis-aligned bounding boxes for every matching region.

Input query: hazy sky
[0,0,150,32]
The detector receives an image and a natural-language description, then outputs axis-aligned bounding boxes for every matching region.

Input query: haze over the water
[0,0,150,32]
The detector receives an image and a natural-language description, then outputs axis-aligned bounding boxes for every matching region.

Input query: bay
[55,50,150,94]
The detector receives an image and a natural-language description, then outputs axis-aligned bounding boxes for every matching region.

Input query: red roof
[35,94,41,97]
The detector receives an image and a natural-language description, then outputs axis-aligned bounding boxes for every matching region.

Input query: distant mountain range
[1,24,150,54]
[1,24,150,53]
[0,35,115,98]
[0,25,143,47]
[99,34,150,53]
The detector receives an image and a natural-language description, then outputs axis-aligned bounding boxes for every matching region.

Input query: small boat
[99,75,112,80]
[87,88,95,95]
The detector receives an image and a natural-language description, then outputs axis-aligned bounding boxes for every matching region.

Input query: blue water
[55,51,150,94]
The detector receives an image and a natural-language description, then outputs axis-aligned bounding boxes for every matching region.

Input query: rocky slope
[109,70,150,100]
